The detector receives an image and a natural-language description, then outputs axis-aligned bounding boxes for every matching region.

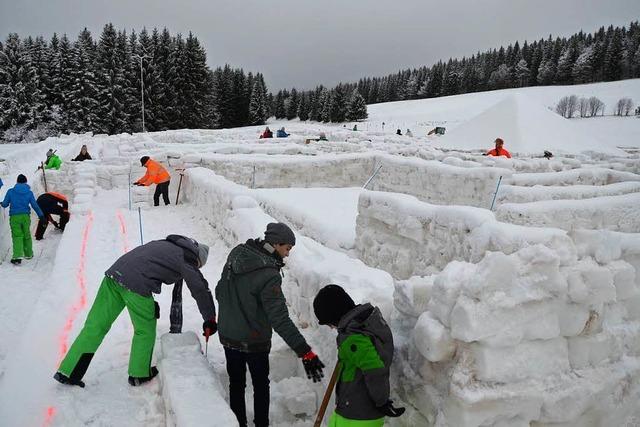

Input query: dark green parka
[215,239,310,356]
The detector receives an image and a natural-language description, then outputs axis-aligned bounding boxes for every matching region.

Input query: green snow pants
[9,214,33,259]
[58,276,157,380]
[329,412,384,427]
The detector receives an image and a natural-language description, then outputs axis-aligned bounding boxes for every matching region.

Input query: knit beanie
[46,149,54,157]
[313,284,356,326]
[264,222,296,246]
[17,174,27,184]
[140,156,150,166]
[197,242,209,267]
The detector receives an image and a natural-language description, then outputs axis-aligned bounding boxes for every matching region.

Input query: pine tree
[95,23,128,134]
[273,90,286,119]
[604,28,623,81]
[285,88,298,120]
[69,28,99,132]
[297,92,309,121]
[345,90,367,121]
[0,34,32,131]
[329,84,347,122]
[515,58,530,87]
[572,45,594,84]
[248,76,268,125]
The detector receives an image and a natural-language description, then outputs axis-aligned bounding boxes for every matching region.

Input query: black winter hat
[264,222,296,246]
[140,156,150,166]
[17,174,27,183]
[313,284,356,326]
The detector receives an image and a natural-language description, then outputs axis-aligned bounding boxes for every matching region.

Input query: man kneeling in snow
[216,222,325,427]
[314,285,405,426]
[54,235,216,387]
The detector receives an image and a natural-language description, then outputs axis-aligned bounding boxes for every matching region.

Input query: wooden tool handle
[314,361,341,427]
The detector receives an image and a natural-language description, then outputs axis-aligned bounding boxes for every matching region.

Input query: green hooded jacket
[215,238,310,356]
[45,154,62,170]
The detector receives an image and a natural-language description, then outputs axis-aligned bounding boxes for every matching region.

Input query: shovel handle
[314,361,341,427]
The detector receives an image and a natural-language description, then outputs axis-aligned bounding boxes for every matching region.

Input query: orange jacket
[136,159,170,186]
[486,147,512,158]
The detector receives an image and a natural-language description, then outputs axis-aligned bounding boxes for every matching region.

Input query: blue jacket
[1,183,44,217]
[276,129,289,138]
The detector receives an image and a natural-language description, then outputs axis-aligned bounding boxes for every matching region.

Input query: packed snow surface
[0,78,639,427]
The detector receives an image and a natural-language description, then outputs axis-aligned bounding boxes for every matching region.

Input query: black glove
[377,400,405,417]
[202,318,217,338]
[301,351,325,383]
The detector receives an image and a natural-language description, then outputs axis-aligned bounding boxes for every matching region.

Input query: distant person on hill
[35,192,70,240]
[134,156,171,206]
[485,138,512,158]
[1,174,45,265]
[72,145,92,161]
[259,127,273,139]
[396,128,402,136]
[353,124,358,131]
[276,127,289,138]
[543,150,554,160]
[318,132,328,141]
[405,129,413,137]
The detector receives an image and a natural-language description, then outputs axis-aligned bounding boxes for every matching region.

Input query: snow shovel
[314,361,341,427]
[169,279,183,333]
[38,161,48,192]
[174,168,185,205]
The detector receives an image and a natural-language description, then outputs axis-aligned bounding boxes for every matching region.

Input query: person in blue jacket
[1,174,44,265]
[276,127,290,138]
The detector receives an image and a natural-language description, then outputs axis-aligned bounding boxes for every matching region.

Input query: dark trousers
[224,347,270,427]
[153,180,170,206]
[35,210,70,240]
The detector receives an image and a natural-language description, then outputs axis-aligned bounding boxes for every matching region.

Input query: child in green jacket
[313,285,405,426]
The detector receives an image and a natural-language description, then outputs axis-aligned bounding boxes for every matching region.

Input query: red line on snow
[43,211,94,427]
[116,210,130,253]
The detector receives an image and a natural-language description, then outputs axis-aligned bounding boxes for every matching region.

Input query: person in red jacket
[259,127,273,139]
[134,156,171,206]
[485,138,512,158]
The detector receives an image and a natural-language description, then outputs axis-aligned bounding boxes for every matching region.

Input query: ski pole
[138,207,144,245]
[41,162,48,192]
[205,335,209,357]
[314,361,341,427]
[489,175,503,211]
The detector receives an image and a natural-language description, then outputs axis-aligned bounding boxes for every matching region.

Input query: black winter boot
[10,259,21,265]
[53,372,85,388]
[128,366,159,386]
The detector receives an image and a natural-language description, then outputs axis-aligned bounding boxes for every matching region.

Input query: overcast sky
[1,0,639,90]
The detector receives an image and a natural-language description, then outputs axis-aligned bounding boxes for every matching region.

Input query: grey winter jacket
[215,239,310,356]
[335,304,394,420]
[105,235,216,321]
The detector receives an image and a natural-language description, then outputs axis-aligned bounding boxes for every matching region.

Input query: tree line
[275,21,640,121]
[0,24,270,142]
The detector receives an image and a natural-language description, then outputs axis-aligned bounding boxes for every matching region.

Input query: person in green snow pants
[54,234,217,388]
[58,276,157,379]
[1,174,44,265]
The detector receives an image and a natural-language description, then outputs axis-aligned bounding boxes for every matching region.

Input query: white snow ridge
[0,79,639,426]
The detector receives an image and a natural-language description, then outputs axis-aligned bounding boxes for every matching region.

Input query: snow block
[158,332,236,427]
[567,333,617,369]
[394,275,435,318]
[608,260,638,300]
[450,296,561,346]
[443,392,542,427]
[472,338,570,382]
[412,312,456,362]
[558,302,590,336]
[566,260,616,305]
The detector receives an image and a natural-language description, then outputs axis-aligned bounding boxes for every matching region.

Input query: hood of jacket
[228,239,282,275]
[165,234,199,266]
[12,183,32,194]
[338,303,385,337]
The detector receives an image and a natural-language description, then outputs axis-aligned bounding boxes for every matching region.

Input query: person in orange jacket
[485,138,512,158]
[134,156,171,206]
[35,192,70,240]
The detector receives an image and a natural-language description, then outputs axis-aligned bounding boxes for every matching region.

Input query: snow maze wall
[177,163,640,426]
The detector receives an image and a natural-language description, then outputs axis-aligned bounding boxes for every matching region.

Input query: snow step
[158,332,236,426]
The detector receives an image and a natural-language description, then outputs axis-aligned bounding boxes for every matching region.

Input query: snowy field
[0,79,639,426]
